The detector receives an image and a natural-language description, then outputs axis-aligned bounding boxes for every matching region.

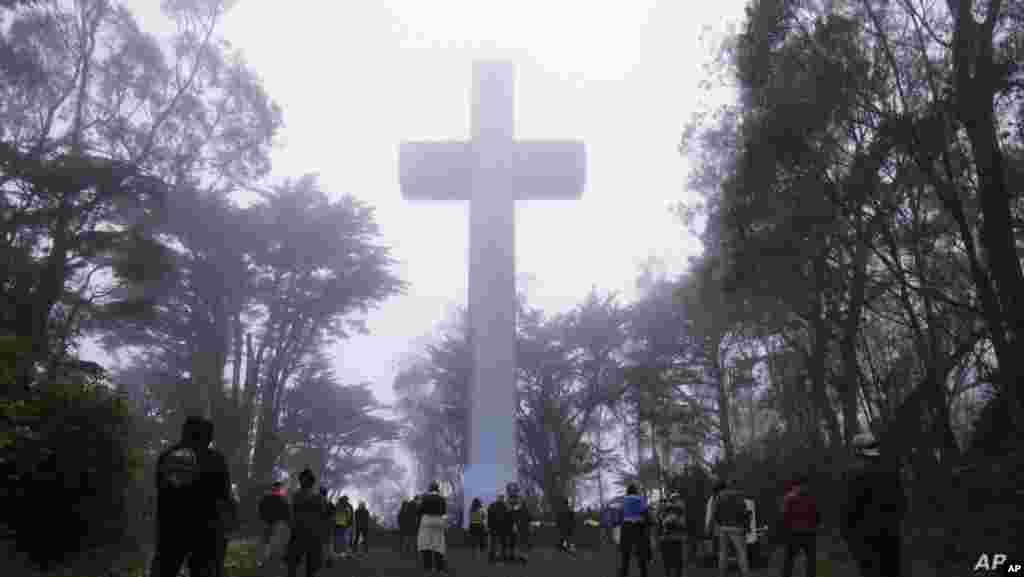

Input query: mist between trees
[1,0,1021,575]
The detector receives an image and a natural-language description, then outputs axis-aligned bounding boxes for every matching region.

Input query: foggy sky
[109,0,745,413]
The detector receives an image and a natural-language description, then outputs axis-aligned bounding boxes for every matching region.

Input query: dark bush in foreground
[1,376,144,570]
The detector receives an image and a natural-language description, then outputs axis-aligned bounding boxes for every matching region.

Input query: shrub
[1,375,143,570]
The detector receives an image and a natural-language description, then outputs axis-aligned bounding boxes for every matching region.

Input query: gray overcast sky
[120,0,746,408]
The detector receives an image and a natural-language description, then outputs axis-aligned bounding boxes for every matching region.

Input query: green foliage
[0,374,141,570]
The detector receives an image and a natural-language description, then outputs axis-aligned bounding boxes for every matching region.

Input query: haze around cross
[103,1,748,494]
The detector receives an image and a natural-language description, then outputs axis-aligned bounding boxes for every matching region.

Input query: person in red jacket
[780,476,820,577]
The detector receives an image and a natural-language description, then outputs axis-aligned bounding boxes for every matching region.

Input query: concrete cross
[399,61,586,523]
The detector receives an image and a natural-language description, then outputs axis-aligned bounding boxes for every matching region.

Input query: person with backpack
[618,484,653,577]
[658,493,688,577]
[151,416,233,577]
[841,433,906,577]
[487,493,509,563]
[333,495,354,560]
[258,482,292,570]
[780,476,820,577]
[417,481,449,576]
[705,478,751,577]
[353,501,371,555]
[468,498,488,560]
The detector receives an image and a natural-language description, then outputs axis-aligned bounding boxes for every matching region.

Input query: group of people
[149,414,377,577]
[608,431,906,577]
[256,469,372,577]
[150,417,904,577]
[466,482,535,564]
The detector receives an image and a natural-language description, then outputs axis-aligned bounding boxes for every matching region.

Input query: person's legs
[801,533,817,577]
[717,529,730,577]
[619,525,635,577]
[781,534,798,577]
[153,531,189,577]
[877,534,902,577]
[307,537,323,577]
[729,529,750,576]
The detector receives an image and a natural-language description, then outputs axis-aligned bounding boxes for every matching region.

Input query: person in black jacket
[354,501,371,555]
[487,494,508,564]
[259,482,291,568]
[841,433,906,577]
[287,469,328,577]
[151,416,233,577]
[417,482,448,575]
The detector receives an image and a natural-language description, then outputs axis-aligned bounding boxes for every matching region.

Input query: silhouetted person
[258,482,291,569]
[318,487,334,567]
[417,482,448,575]
[332,494,354,559]
[842,433,906,577]
[398,499,416,555]
[487,493,509,563]
[468,497,488,560]
[506,483,531,563]
[706,478,751,577]
[557,496,576,555]
[618,484,652,577]
[657,493,686,577]
[780,476,820,577]
[151,416,232,577]
[287,468,327,577]
[354,501,370,555]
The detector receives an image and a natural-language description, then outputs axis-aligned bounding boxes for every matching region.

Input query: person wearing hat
[658,493,687,577]
[287,468,328,577]
[841,432,906,577]
[417,481,448,576]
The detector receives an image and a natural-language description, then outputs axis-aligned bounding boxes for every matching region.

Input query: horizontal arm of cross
[399,140,586,201]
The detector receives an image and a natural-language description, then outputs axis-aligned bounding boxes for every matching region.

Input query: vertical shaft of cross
[464,62,518,514]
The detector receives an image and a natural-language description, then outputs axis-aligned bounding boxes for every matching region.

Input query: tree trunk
[949,0,1023,421]
[710,335,734,466]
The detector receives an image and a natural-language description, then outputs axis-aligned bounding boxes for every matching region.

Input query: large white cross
[399,61,586,521]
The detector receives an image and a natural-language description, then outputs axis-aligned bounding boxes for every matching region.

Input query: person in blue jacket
[618,484,652,577]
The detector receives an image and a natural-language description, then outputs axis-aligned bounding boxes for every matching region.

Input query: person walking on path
[258,482,291,570]
[779,476,820,577]
[333,495,354,560]
[468,498,488,560]
[658,493,687,577]
[618,484,652,577]
[353,501,371,556]
[417,482,449,576]
[841,433,906,577]
[705,479,751,577]
[151,416,233,577]
[286,469,328,577]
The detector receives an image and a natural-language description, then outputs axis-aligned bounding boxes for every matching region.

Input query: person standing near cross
[399,61,586,523]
